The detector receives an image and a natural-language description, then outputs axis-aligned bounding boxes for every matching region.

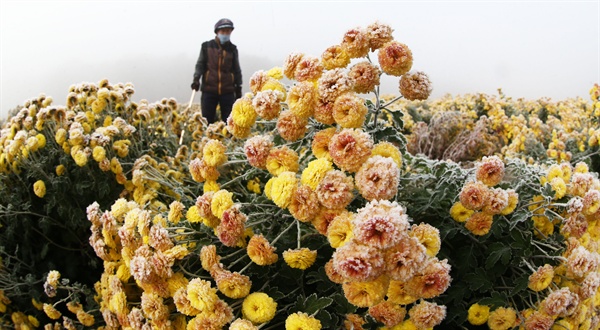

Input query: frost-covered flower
[349,61,381,94]
[294,56,324,82]
[332,93,368,128]
[287,81,317,120]
[315,170,354,210]
[329,128,374,173]
[321,45,350,70]
[252,90,284,120]
[332,242,384,282]
[355,156,399,201]
[378,41,413,76]
[408,301,446,329]
[283,52,305,79]
[277,110,308,142]
[399,71,433,101]
[366,21,394,51]
[341,27,370,58]
[317,68,354,103]
[244,135,274,169]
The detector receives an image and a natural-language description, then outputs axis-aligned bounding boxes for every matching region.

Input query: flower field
[1,22,600,330]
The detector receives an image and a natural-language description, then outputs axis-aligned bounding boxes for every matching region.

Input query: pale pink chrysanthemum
[341,28,370,58]
[189,158,206,183]
[216,205,247,247]
[196,191,216,218]
[567,246,599,278]
[399,71,433,101]
[329,128,374,173]
[349,61,381,94]
[543,287,578,316]
[283,52,305,79]
[482,188,509,215]
[151,250,174,278]
[523,311,554,330]
[314,99,336,125]
[148,224,174,252]
[404,259,452,299]
[244,135,274,169]
[315,170,355,210]
[276,110,308,142]
[332,242,385,282]
[294,56,324,82]
[569,172,595,197]
[561,214,588,239]
[130,255,153,283]
[384,236,427,282]
[579,271,600,299]
[252,90,284,120]
[408,300,446,329]
[355,156,400,201]
[378,41,413,76]
[86,202,101,226]
[249,70,270,94]
[317,68,354,103]
[365,21,394,51]
[353,200,409,249]
[567,197,584,216]
[288,185,321,222]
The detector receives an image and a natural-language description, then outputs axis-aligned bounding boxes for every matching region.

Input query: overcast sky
[1,1,598,119]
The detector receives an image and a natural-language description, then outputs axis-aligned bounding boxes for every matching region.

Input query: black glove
[191,81,200,91]
[235,86,242,99]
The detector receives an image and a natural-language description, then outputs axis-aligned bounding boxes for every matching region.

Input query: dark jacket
[193,38,242,95]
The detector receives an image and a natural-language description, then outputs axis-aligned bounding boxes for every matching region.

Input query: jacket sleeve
[232,47,242,87]
[193,43,207,83]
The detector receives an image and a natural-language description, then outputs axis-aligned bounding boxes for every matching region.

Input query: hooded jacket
[193,38,242,95]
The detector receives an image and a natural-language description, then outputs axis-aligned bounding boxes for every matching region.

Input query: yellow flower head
[500,189,519,215]
[321,45,350,70]
[261,78,287,99]
[232,96,258,128]
[333,93,368,128]
[450,201,474,223]
[247,178,261,194]
[33,180,46,198]
[247,234,278,266]
[211,190,234,219]
[409,223,441,257]
[528,264,554,291]
[110,157,123,174]
[550,177,567,200]
[204,180,220,193]
[35,133,46,149]
[287,81,317,120]
[372,141,402,169]
[467,303,490,326]
[327,212,354,248]
[487,307,517,330]
[46,270,60,287]
[203,139,228,167]
[55,128,67,145]
[186,205,203,223]
[267,67,283,80]
[264,177,275,200]
[574,162,589,173]
[187,278,218,312]
[283,248,317,270]
[266,146,299,177]
[311,127,337,160]
[43,303,61,320]
[92,146,106,162]
[270,171,298,209]
[342,275,389,308]
[301,158,333,190]
[168,200,185,224]
[285,312,322,330]
[242,292,277,324]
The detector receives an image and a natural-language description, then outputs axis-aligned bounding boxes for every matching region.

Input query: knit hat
[214,18,234,33]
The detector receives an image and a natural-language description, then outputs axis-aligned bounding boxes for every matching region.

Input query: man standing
[191,18,242,124]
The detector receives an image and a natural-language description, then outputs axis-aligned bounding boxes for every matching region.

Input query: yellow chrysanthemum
[285,312,322,330]
[390,319,418,330]
[211,190,234,219]
[55,128,67,145]
[186,205,203,223]
[33,180,46,198]
[300,158,333,190]
[549,177,566,199]
[449,202,473,223]
[247,178,261,194]
[282,248,317,270]
[528,264,554,292]
[264,177,275,200]
[487,307,517,330]
[261,78,287,99]
[409,223,441,257]
[372,142,402,169]
[92,146,106,162]
[267,67,283,80]
[270,172,298,209]
[242,292,277,324]
[232,96,258,128]
[204,180,220,193]
[187,278,218,312]
[43,303,61,320]
[467,303,490,326]
[110,157,123,174]
[35,134,46,149]
[327,213,354,248]
[203,139,228,167]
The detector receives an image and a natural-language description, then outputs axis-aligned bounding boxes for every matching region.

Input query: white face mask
[218,34,230,43]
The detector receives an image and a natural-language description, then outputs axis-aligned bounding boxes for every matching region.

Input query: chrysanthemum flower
[247,234,278,266]
[261,78,287,99]
[450,201,474,223]
[349,61,381,94]
[317,68,354,103]
[543,287,577,316]
[409,223,441,257]
[329,128,374,173]
[210,190,234,219]
[311,128,337,160]
[483,188,509,215]
[227,114,252,139]
[212,268,252,299]
[200,245,221,272]
[332,242,384,281]
[408,300,446,329]
[487,307,517,330]
[266,146,299,177]
[365,21,394,51]
[301,158,333,191]
[277,110,308,142]
[270,171,298,209]
[500,189,519,215]
[371,141,402,168]
[283,52,305,79]
[386,280,418,306]
[324,259,344,284]
[55,164,66,176]
[353,204,408,250]
[33,180,46,198]
[333,93,368,128]
[287,81,317,120]
[550,177,567,200]
[342,275,389,307]
[404,259,452,299]
[465,212,494,236]
[368,301,406,328]
[230,318,259,330]
[527,264,555,292]
[378,41,413,76]
[92,146,106,162]
[173,288,201,316]
[203,139,227,167]
[242,292,277,324]
[460,181,490,210]
[467,303,490,326]
[285,312,322,330]
[355,156,399,201]
[216,205,247,247]
[253,90,284,120]
[567,245,598,278]
[583,189,600,215]
[187,278,219,312]
[316,170,354,210]
[399,71,433,101]
[168,201,185,224]
[523,311,554,330]
[341,28,370,58]
[384,236,427,282]
[569,172,594,197]
[267,66,283,79]
[327,212,354,248]
[43,303,61,320]
[249,70,270,94]
[244,135,274,169]
[314,99,336,125]
[294,56,324,82]
[321,45,350,70]
[288,185,321,222]
[231,95,257,128]
[312,208,348,236]
[283,248,317,270]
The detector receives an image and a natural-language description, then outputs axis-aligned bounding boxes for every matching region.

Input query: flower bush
[1,21,600,330]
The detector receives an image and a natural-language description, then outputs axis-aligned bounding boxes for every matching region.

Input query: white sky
[1,0,599,119]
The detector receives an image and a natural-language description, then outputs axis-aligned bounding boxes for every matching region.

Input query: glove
[235,86,242,99]
[191,81,200,91]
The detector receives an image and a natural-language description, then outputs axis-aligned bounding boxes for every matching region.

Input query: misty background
[1,1,598,119]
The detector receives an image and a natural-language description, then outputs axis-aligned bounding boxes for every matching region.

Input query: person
[191,18,242,124]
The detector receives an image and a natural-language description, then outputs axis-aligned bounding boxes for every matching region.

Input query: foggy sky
[1,1,598,119]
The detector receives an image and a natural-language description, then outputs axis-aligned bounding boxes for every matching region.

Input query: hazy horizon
[1,1,599,119]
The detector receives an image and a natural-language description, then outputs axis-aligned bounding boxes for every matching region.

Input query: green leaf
[464,268,494,292]
[295,293,334,315]
[332,292,357,314]
[510,276,529,297]
[479,291,509,309]
[485,242,512,269]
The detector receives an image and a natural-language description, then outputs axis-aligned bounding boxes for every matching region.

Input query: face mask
[218,34,230,43]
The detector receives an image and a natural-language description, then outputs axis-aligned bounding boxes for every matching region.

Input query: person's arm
[191,43,207,90]
[233,47,242,98]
